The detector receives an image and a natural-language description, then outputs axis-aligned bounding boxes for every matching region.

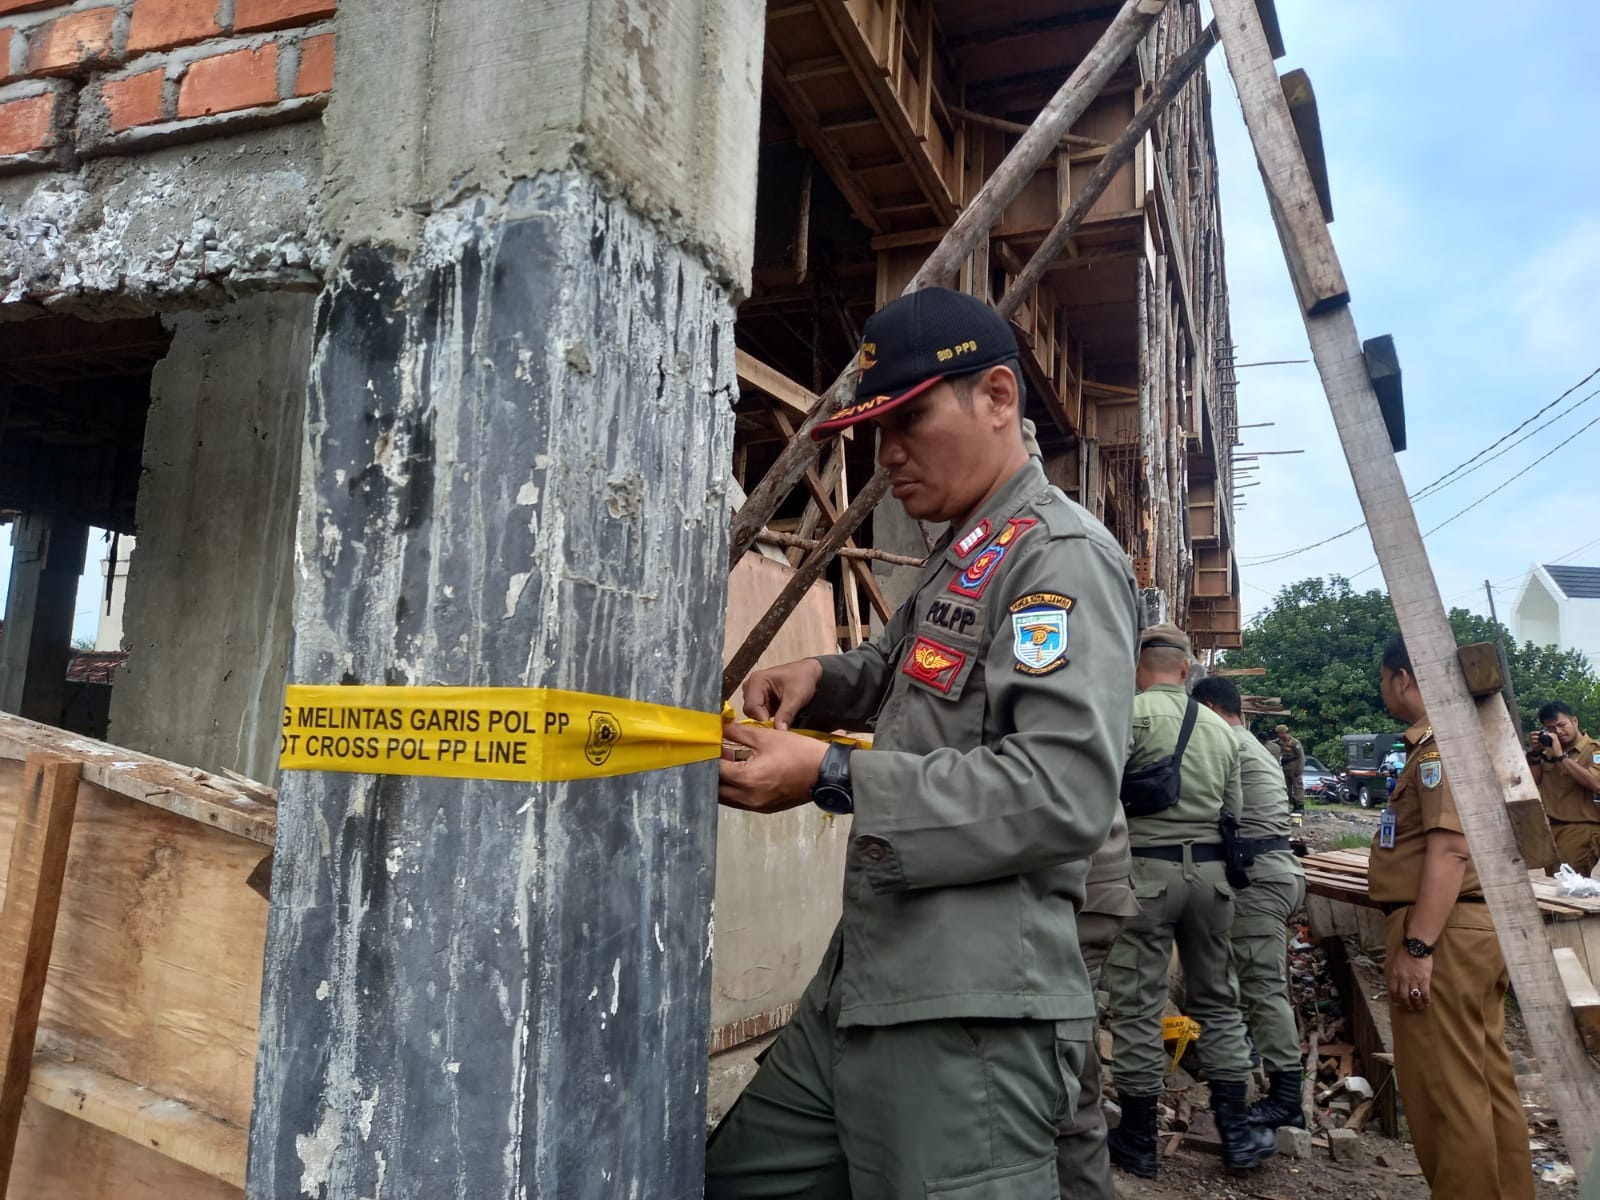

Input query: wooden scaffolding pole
[1209,0,1600,1176]
[726,0,1168,571]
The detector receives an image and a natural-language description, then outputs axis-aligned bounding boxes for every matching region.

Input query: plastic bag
[1554,863,1600,898]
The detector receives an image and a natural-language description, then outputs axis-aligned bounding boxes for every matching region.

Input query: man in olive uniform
[1104,626,1277,1178]
[1193,677,1307,1129]
[1274,724,1306,816]
[1527,700,1600,875]
[708,288,1141,1198]
[1370,636,1532,1199]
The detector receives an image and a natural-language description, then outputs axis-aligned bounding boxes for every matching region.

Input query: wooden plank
[1210,0,1348,314]
[1279,69,1333,222]
[0,715,275,846]
[0,753,81,1194]
[0,760,267,1133]
[28,1054,247,1188]
[13,1103,239,1200]
[1553,949,1600,1057]
[1212,0,1599,1168]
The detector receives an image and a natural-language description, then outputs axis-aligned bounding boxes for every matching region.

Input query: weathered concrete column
[107,294,312,781]
[247,2,761,1198]
[0,514,88,723]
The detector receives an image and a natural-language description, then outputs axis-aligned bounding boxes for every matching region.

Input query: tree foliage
[1222,576,1600,767]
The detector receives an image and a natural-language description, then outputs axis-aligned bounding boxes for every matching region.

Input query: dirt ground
[1103,801,1581,1197]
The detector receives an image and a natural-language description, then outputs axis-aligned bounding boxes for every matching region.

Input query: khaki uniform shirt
[1277,736,1306,781]
[802,460,1140,1027]
[1083,806,1139,918]
[1533,732,1600,825]
[1367,720,1482,904]
[1125,683,1243,847]
[1236,726,1302,881]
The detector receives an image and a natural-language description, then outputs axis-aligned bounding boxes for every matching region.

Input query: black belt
[1378,896,1486,916]
[1247,836,1292,854]
[1131,843,1223,863]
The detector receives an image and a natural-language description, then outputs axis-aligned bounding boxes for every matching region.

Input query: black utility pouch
[1218,808,1255,890]
[1119,699,1199,818]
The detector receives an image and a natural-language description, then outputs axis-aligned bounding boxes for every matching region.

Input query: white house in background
[1511,564,1600,664]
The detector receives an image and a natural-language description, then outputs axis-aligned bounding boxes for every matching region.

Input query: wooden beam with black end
[1363,334,1405,453]
[0,752,82,1195]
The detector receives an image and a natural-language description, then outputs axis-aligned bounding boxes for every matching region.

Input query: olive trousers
[1229,854,1305,1075]
[1105,853,1255,1095]
[706,950,1089,1199]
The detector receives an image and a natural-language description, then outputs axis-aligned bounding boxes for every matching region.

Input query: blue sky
[1208,1,1600,630]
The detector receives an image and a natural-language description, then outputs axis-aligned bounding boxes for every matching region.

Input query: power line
[1239,366,1600,567]
[1349,412,1600,580]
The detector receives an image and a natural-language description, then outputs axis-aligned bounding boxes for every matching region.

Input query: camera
[1538,731,1555,749]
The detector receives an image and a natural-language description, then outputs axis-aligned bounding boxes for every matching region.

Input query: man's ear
[983,364,1019,427]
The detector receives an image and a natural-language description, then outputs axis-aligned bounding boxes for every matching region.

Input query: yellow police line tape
[278,684,869,783]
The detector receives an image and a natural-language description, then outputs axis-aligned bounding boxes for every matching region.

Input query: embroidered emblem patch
[1592,751,1599,765]
[926,598,980,639]
[954,519,991,559]
[901,636,966,694]
[1419,757,1442,790]
[1009,592,1074,675]
[948,518,1038,599]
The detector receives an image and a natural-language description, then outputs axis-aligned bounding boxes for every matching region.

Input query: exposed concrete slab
[321,0,762,290]
[106,292,311,782]
[0,124,326,319]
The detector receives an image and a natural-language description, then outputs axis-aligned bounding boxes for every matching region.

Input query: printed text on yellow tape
[280,685,725,783]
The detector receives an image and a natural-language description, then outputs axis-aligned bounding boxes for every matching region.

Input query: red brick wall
[0,0,335,172]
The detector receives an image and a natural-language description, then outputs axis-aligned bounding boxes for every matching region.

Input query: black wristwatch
[811,743,854,815]
[1404,935,1435,959]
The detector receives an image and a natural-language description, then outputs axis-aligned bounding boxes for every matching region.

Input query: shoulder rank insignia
[948,518,1037,599]
[1418,755,1443,790]
[901,635,966,693]
[953,519,991,559]
[1009,592,1074,675]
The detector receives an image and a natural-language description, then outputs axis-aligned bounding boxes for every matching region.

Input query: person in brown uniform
[1526,700,1600,875]
[1369,635,1532,1200]
[1274,724,1306,817]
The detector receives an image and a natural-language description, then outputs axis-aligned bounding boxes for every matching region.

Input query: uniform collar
[1143,683,1187,695]
[1404,719,1433,750]
[945,459,1050,567]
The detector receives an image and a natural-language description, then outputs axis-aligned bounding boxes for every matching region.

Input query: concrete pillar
[247,2,761,1197]
[0,514,88,723]
[106,295,311,781]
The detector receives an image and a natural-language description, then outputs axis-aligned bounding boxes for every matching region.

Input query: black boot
[1246,1070,1305,1129]
[1107,1092,1160,1179]
[1211,1080,1278,1171]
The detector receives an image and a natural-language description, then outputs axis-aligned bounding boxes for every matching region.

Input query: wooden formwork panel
[0,751,265,1197]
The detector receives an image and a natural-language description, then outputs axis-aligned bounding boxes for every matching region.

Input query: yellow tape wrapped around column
[280,684,725,782]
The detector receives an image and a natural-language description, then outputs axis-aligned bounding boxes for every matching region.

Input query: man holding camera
[1527,701,1600,875]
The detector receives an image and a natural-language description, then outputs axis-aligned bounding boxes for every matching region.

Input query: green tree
[1221,576,1600,767]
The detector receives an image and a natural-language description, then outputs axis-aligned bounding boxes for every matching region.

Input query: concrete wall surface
[108,291,312,783]
[0,124,325,319]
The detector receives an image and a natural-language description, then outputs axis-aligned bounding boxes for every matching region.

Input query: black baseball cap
[811,288,1019,439]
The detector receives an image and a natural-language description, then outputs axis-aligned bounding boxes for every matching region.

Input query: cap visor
[810,375,945,440]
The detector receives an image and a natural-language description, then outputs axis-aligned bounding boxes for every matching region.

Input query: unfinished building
[0,0,1242,1195]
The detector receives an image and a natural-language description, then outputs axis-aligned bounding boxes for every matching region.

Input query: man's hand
[1387,950,1434,1013]
[718,724,829,814]
[740,658,824,730]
